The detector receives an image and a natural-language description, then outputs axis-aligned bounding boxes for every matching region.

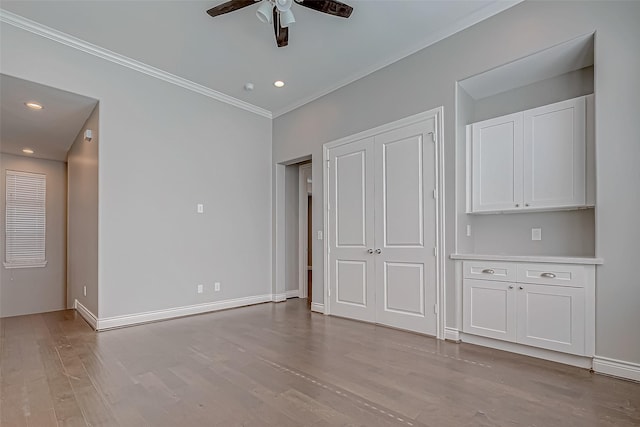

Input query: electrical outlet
[214,282,221,292]
[197,284,204,294]
[83,285,87,297]
[532,228,542,241]
[317,230,323,240]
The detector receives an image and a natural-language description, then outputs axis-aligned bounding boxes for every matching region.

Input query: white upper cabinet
[471,112,523,212]
[523,97,586,209]
[467,96,591,213]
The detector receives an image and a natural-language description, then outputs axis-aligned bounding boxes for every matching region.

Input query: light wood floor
[1,299,638,426]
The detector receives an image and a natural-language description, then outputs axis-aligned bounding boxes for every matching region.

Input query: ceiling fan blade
[295,0,353,18]
[206,0,257,17]
[273,7,289,47]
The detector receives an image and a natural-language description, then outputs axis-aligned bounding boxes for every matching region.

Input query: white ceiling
[0,0,519,117]
[0,74,98,161]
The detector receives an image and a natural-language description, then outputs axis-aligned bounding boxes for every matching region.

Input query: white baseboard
[593,356,640,382]
[96,294,272,330]
[272,293,287,302]
[311,302,325,313]
[461,333,593,369]
[285,290,300,299]
[444,327,460,342]
[74,299,98,330]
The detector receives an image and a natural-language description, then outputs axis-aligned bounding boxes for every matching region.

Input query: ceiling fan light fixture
[256,0,273,24]
[275,0,292,12]
[280,9,295,27]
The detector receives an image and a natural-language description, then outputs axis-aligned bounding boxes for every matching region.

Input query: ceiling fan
[206,0,354,47]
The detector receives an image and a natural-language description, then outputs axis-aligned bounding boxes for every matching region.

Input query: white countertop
[450,253,604,265]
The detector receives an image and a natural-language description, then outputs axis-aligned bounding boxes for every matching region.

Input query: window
[4,170,47,268]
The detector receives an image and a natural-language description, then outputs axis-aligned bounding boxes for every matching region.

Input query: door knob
[375,249,382,254]
[367,249,374,254]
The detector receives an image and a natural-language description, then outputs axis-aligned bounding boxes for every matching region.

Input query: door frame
[298,163,312,299]
[322,107,446,339]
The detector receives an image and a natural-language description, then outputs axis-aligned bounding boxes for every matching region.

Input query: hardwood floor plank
[1,299,639,426]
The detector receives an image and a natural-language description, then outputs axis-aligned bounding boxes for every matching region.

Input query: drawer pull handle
[481,269,495,274]
[540,272,556,278]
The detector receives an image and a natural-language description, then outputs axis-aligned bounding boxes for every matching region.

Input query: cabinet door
[516,283,585,355]
[463,279,516,341]
[523,97,586,209]
[471,112,523,212]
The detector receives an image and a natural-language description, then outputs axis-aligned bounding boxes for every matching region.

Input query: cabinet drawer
[463,261,516,282]
[516,263,585,288]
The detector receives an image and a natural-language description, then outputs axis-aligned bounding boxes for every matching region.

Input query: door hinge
[428,131,436,143]
[433,247,437,256]
[434,304,439,314]
[433,189,438,199]
[328,286,331,296]
[326,159,330,169]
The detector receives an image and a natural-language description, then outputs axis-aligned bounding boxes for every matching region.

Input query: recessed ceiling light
[25,102,44,110]
[22,148,35,154]
[274,80,285,88]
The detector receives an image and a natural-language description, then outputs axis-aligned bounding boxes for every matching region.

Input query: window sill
[3,261,48,269]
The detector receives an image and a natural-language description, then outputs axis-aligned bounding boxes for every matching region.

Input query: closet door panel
[374,119,437,335]
[328,138,376,322]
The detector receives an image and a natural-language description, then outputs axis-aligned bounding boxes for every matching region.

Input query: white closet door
[328,138,376,322]
[373,120,437,335]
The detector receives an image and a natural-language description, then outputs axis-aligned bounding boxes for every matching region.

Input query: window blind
[4,170,47,268]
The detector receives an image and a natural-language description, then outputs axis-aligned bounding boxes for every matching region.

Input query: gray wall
[273,1,640,365]
[472,66,594,122]
[1,21,273,319]
[459,66,596,257]
[0,154,67,317]
[67,105,99,315]
[285,164,299,293]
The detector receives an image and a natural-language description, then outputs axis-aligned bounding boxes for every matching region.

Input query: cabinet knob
[515,204,520,207]
[481,269,495,274]
[518,286,524,290]
[508,285,514,289]
[375,249,382,254]
[367,249,374,254]
[540,272,556,278]
[525,203,530,207]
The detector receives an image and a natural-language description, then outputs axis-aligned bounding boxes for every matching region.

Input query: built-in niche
[455,34,595,257]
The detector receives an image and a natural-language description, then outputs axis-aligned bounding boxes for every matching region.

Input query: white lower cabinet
[462,261,593,357]
[464,279,516,341]
[516,283,585,354]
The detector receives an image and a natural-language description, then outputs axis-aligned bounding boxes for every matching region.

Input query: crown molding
[271,0,522,118]
[0,9,272,119]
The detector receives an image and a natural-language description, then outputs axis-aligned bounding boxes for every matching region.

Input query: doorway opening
[298,162,312,307]
[0,74,99,321]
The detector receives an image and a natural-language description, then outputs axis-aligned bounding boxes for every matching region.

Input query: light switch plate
[197,284,204,294]
[466,225,472,237]
[197,204,204,214]
[532,228,542,241]
[317,231,323,240]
